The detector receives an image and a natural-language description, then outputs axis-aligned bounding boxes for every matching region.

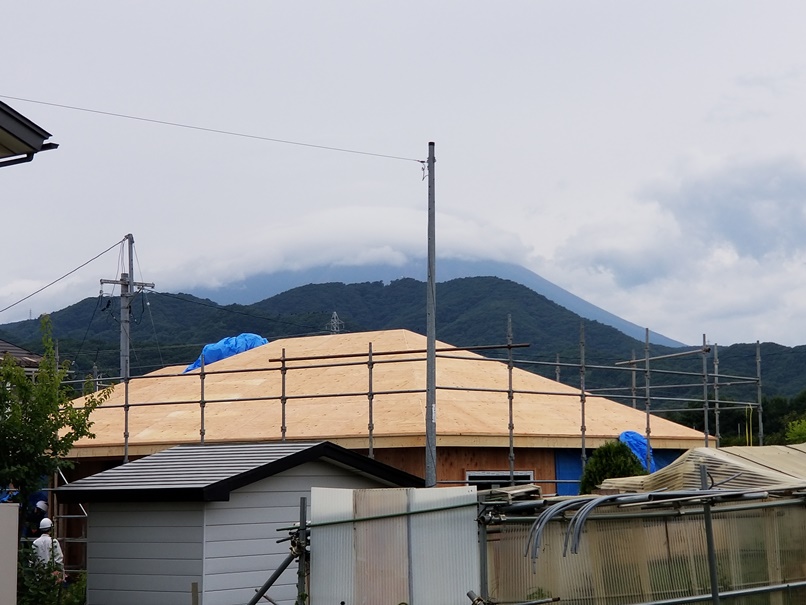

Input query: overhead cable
[0,238,125,316]
[0,94,424,164]
[144,289,334,334]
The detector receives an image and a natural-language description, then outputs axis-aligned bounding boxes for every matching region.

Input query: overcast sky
[3,2,806,347]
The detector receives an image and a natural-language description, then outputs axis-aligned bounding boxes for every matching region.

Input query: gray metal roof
[0,100,57,166]
[56,441,423,503]
[0,338,42,368]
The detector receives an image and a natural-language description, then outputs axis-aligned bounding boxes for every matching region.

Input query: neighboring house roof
[0,338,42,369]
[57,441,423,503]
[602,444,806,492]
[0,100,58,167]
[71,329,706,457]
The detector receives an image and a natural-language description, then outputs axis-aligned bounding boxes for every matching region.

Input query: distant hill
[189,259,688,347]
[0,276,668,381]
[0,276,803,406]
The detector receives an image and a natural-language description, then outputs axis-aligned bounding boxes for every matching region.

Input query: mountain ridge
[188,259,688,348]
[0,275,803,403]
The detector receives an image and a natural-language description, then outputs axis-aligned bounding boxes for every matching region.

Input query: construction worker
[28,500,48,537]
[32,518,64,578]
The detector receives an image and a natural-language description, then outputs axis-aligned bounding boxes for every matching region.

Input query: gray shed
[57,441,423,605]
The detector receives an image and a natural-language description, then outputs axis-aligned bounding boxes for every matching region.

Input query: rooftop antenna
[327,312,344,334]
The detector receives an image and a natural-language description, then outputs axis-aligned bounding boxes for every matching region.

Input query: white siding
[87,502,204,605]
[202,460,382,605]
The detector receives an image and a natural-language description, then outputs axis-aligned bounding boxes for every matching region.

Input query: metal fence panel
[489,499,806,605]
[310,486,478,605]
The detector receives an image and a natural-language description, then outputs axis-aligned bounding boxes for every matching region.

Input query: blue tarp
[619,430,657,473]
[184,333,268,373]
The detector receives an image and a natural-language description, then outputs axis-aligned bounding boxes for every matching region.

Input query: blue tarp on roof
[619,430,657,473]
[184,333,268,373]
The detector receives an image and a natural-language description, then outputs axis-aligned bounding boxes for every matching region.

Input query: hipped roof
[57,441,423,503]
[602,444,806,492]
[71,329,705,457]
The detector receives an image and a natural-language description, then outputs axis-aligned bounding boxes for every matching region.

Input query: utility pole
[102,234,153,463]
[425,142,437,487]
[101,234,154,381]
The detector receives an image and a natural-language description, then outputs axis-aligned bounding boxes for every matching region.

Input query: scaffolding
[66,324,763,478]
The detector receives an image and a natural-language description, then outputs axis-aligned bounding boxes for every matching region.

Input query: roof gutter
[0,142,59,169]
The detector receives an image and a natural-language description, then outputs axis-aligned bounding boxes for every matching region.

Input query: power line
[70,294,104,368]
[0,94,425,164]
[144,289,335,334]
[0,238,125,316]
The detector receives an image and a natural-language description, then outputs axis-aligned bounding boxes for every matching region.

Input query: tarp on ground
[184,333,268,373]
[601,444,806,492]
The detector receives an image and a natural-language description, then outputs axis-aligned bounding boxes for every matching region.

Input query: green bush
[786,418,806,444]
[579,440,648,494]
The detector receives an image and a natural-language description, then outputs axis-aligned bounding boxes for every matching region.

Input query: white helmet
[39,518,53,531]
[35,501,48,513]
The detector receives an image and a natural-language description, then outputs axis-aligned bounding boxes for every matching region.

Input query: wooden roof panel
[72,329,705,452]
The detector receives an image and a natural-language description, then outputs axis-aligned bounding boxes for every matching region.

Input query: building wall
[554,449,586,495]
[372,446,556,491]
[201,461,390,605]
[84,461,387,605]
[87,502,204,605]
[0,503,18,603]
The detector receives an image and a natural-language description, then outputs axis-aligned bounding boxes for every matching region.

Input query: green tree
[0,316,108,527]
[786,418,806,444]
[579,440,648,494]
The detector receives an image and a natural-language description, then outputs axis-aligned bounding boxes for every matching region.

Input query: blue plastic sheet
[619,430,657,473]
[184,333,268,373]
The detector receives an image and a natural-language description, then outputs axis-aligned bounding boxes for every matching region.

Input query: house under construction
[66,328,705,488]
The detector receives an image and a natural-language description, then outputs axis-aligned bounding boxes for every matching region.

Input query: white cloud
[538,155,806,345]
[6,1,806,349]
[644,156,806,259]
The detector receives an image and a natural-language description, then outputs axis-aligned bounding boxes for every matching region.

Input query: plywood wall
[369,446,555,490]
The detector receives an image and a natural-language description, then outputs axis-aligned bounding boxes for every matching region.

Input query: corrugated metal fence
[487,498,806,605]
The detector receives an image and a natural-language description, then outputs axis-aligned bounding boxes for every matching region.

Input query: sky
[3,2,806,347]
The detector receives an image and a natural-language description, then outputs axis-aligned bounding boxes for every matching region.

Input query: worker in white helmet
[32,518,64,577]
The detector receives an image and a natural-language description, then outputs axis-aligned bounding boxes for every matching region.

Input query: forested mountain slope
[0,277,803,403]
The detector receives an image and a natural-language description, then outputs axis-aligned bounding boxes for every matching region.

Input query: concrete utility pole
[101,234,154,381]
[425,142,437,487]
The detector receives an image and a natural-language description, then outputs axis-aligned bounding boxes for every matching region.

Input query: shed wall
[202,460,387,605]
[86,502,204,605]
